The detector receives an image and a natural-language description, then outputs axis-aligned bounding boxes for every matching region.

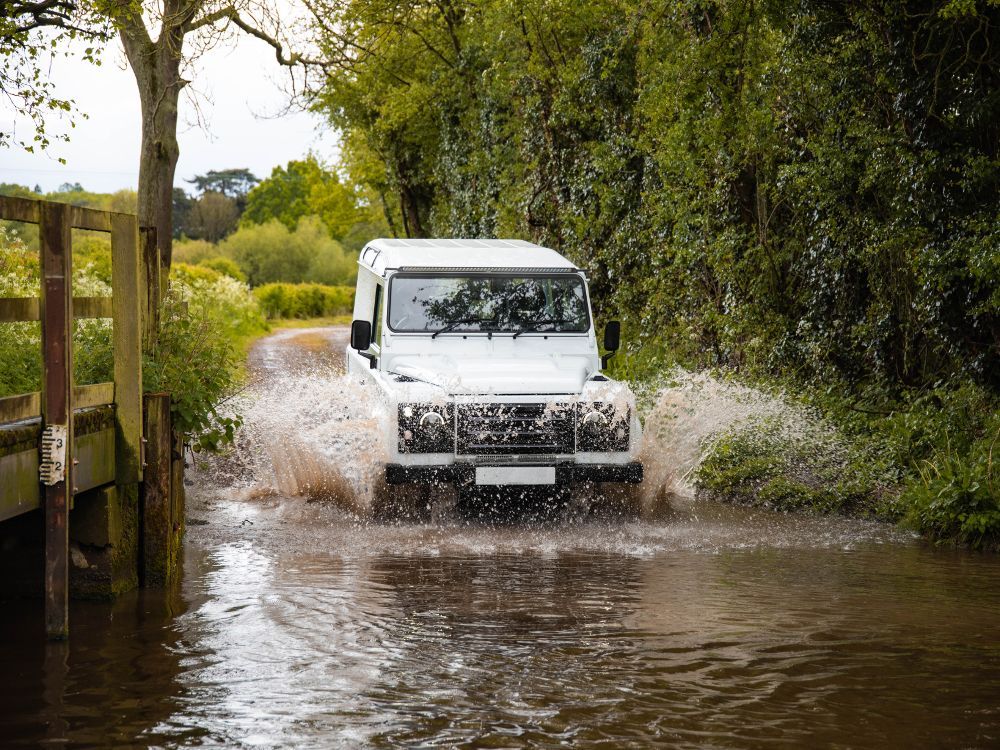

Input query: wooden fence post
[142,394,172,584]
[40,201,72,639]
[111,213,143,484]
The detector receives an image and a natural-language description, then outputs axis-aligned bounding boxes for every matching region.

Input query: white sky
[0,33,335,194]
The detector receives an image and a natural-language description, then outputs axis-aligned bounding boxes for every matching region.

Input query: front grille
[467,454,561,465]
[457,403,574,455]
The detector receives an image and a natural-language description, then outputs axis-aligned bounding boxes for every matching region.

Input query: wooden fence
[0,195,176,639]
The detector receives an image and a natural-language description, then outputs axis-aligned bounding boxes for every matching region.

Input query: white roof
[358,238,579,276]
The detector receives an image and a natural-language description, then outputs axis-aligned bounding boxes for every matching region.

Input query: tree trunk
[399,184,425,238]
[119,28,186,276]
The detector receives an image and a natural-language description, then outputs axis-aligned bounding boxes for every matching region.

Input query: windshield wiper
[511,319,571,338]
[430,317,496,338]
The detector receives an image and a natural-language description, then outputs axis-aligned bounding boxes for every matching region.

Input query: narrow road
[247,326,349,379]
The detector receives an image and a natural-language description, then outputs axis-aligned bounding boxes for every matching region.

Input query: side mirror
[350,319,372,351]
[601,320,621,369]
[603,320,621,352]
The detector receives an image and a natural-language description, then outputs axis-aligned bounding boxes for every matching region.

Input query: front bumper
[385,462,643,486]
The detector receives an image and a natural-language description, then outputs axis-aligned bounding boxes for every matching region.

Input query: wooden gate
[0,196,148,638]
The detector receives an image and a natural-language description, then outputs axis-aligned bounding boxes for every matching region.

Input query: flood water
[2,329,999,748]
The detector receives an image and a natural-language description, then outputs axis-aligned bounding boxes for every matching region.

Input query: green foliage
[0,222,264,453]
[220,216,358,287]
[242,155,389,251]
[313,0,998,391]
[168,264,267,340]
[143,292,243,453]
[254,282,354,319]
[172,238,217,265]
[72,234,113,286]
[903,429,1000,551]
[143,266,265,449]
[696,418,896,519]
[310,0,999,547]
[199,256,245,281]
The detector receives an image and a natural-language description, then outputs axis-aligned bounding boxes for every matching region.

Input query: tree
[172,187,194,238]
[242,156,357,237]
[306,0,462,238]
[187,167,259,210]
[221,219,304,284]
[185,191,239,242]
[220,215,355,286]
[308,0,1000,392]
[1,0,110,153]
[111,0,324,276]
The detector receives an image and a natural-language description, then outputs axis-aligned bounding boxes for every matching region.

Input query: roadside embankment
[633,368,999,552]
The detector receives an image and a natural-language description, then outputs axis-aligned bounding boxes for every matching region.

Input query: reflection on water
[3,329,999,748]
[3,501,1000,749]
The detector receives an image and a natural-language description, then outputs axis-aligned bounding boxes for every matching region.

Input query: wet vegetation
[1,0,997,548]
[308,0,999,548]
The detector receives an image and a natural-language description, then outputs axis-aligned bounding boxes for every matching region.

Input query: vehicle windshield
[388,274,590,334]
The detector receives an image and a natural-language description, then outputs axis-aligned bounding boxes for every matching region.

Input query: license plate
[475,466,556,486]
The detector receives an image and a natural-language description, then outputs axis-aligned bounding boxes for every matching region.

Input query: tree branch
[184,5,327,68]
[2,0,108,38]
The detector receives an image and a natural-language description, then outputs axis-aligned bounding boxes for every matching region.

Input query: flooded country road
[2,328,1000,748]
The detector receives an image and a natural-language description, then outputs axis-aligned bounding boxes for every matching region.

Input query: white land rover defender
[346,238,643,506]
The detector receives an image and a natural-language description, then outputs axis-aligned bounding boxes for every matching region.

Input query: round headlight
[581,410,608,431]
[419,410,446,429]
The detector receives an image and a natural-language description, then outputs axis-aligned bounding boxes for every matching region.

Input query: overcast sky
[0,33,335,194]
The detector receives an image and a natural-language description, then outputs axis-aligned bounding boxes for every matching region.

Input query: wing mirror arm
[601,320,621,370]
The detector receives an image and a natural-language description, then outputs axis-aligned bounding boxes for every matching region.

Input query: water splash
[637,369,813,507]
[200,371,390,515]
[202,337,825,523]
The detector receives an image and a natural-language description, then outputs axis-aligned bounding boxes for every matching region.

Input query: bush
[254,282,354,319]
[0,227,266,452]
[220,215,358,287]
[72,234,112,286]
[696,416,897,519]
[143,264,267,450]
[688,374,1000,547]
[173,238,217,265]
[199,256,246,281]
[143,291,244,452]
[902,426,1000,551]
[169,263,267,341]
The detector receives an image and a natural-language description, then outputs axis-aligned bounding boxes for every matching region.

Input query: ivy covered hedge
[313,0,999,547]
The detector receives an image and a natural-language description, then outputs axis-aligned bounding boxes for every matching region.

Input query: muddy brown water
[2,328,999,749]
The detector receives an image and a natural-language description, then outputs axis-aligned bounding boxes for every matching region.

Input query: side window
[372,283,383,347]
